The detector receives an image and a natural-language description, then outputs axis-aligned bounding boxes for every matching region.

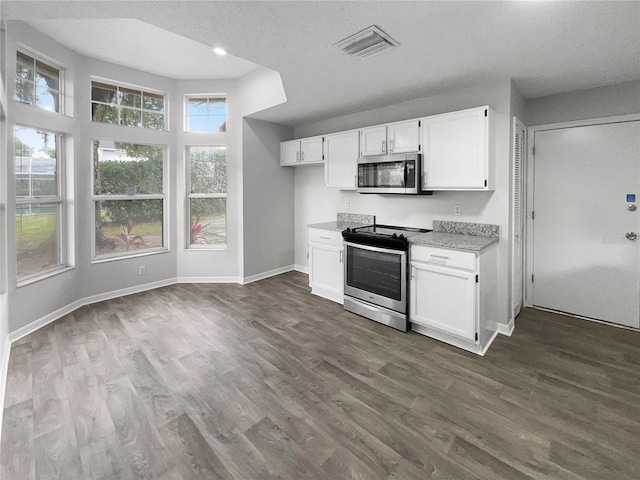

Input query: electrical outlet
[139,266,146,275]
[345,200,350,209]
[453,205,461,216]
[325,200,330,208]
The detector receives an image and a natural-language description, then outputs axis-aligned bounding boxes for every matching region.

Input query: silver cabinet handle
[301,151,305,161]
[296,151,300,162]
[389,139,394,152]
[319,236,330,240]
[339,250,344,263]
[626,232,637,241]
[354,175,357,187]
[381,139,385,153]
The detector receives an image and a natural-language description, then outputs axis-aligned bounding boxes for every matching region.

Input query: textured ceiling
[3,1,640,126]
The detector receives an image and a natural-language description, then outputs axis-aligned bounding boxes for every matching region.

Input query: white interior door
[532,120,640,328]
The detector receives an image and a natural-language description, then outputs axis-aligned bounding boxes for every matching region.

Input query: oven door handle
[344,241,408,257]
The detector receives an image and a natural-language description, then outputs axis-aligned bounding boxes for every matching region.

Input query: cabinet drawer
[411,245,476,271]
[309,228,343,245]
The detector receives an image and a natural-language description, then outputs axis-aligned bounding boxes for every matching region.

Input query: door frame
[525,113,640,312]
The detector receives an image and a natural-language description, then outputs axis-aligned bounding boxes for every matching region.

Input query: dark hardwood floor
[2,271,639,479]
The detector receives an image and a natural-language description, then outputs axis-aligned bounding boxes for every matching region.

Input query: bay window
[187,146,227,247]
[15,126,65,280]
[93,140,166,258]
[91,81,166,130]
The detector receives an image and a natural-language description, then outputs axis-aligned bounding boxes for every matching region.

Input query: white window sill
[92,247,169,264]
[17,265,75,288]
[185,245,227,251]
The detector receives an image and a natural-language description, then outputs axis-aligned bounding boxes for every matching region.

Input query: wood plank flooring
[2,271,640,479]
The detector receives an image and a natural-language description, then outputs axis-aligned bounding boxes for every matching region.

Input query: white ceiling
[3,1,640,126]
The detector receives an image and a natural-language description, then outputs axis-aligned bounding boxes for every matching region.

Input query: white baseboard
[294,264,309,275]
[176,276,241,284]
[497,318,515,336]
[241,265,294,285]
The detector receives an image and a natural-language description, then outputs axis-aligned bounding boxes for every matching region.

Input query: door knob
[626,232,637,241]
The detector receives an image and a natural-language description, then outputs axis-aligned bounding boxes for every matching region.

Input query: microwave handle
[404,161,409,188]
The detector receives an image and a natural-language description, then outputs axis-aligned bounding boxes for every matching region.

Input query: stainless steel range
[342,224,431,331]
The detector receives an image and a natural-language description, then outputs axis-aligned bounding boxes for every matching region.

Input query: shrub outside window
[93,140,166,258]
[186,96,226,132]
[16,51,62,113]
[91,81,166,130]
[187,146,227,247]
[15,126,65,280]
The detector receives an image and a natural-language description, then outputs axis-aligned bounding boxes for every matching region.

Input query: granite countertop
[409,231,498,251]
[409,220,500,252]
[307,221,372,232]
[308,213,375,232]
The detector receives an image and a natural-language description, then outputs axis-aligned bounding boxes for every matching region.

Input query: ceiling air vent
[336,25,399,59]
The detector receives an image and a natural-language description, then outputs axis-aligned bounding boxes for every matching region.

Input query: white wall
[293,80,514,326]
[242,118,294,279]
[525,80,640,126]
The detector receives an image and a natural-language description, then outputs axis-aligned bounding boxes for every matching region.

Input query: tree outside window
[187,146,227,247]
[16,51,62,113]
[91,81,165,130]
[186,96,226,132]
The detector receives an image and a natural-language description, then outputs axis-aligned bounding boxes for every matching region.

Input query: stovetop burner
[342,224,431,250]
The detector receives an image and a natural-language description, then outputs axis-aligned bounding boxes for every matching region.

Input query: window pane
[143,92,165,112]
[189,198,226,246]
[187,97,227,132]
[142,112,165,130]
[16,78,34,105]
[92,103,119,124]
[16,204,61,279]
[189,146,226,194]
[94,140,163,195]
[36,85,60,113]
[120,88,142,108]
[16,52,34,80]
[35,61,60,91]
[91,82,118,104]
[95,200,163,256]
[15,126,58,198]
[120,107,142,127]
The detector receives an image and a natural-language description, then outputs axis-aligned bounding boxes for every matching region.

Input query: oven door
[344,241,407,313]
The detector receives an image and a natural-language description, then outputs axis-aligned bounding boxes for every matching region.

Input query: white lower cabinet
[409,243,498,355]
[308,228,344,304]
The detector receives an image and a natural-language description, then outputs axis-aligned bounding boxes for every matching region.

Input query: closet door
[512,118,526,319]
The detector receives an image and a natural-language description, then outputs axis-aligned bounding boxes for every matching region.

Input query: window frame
[184,94,227,133]
[185,145,227,250]
[91,138,169,262]
[90,78,168,131]
[15,49,64,115]
[15,125,68,284]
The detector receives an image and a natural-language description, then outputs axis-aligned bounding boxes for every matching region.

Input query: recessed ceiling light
[213,47,227,56]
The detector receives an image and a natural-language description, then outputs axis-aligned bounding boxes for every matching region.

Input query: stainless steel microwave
[356,153,431,195]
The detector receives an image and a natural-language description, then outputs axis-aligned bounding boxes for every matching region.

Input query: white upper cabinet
[280,136,324,166]
[387,119,421,154]
[281,139,301,166]
[360,125,387,156]
[301,136,324,164]
[324,130,359,189]
[360,120,421,156]
[421,106,493,190]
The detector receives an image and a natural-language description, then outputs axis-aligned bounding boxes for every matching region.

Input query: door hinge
[484,109,488,117]
[532,146,535,156]
[532,211,535,220]
[484,179,487,187]
[418,144,421,151]
[475,332,478,341]
[322,155,325,160]
[418,120,421,127]
[322,137,325,142]
[475,274,479,283]
[532,274,534,283]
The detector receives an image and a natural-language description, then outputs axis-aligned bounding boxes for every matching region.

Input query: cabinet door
[422,107,489,190]
[281,140,300,166]
[360,126,387,156]
[324,130,359,189]
[309,243,344,298]
[410,262,477,341]
[388,119,420,154]
[301,136,324,164]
